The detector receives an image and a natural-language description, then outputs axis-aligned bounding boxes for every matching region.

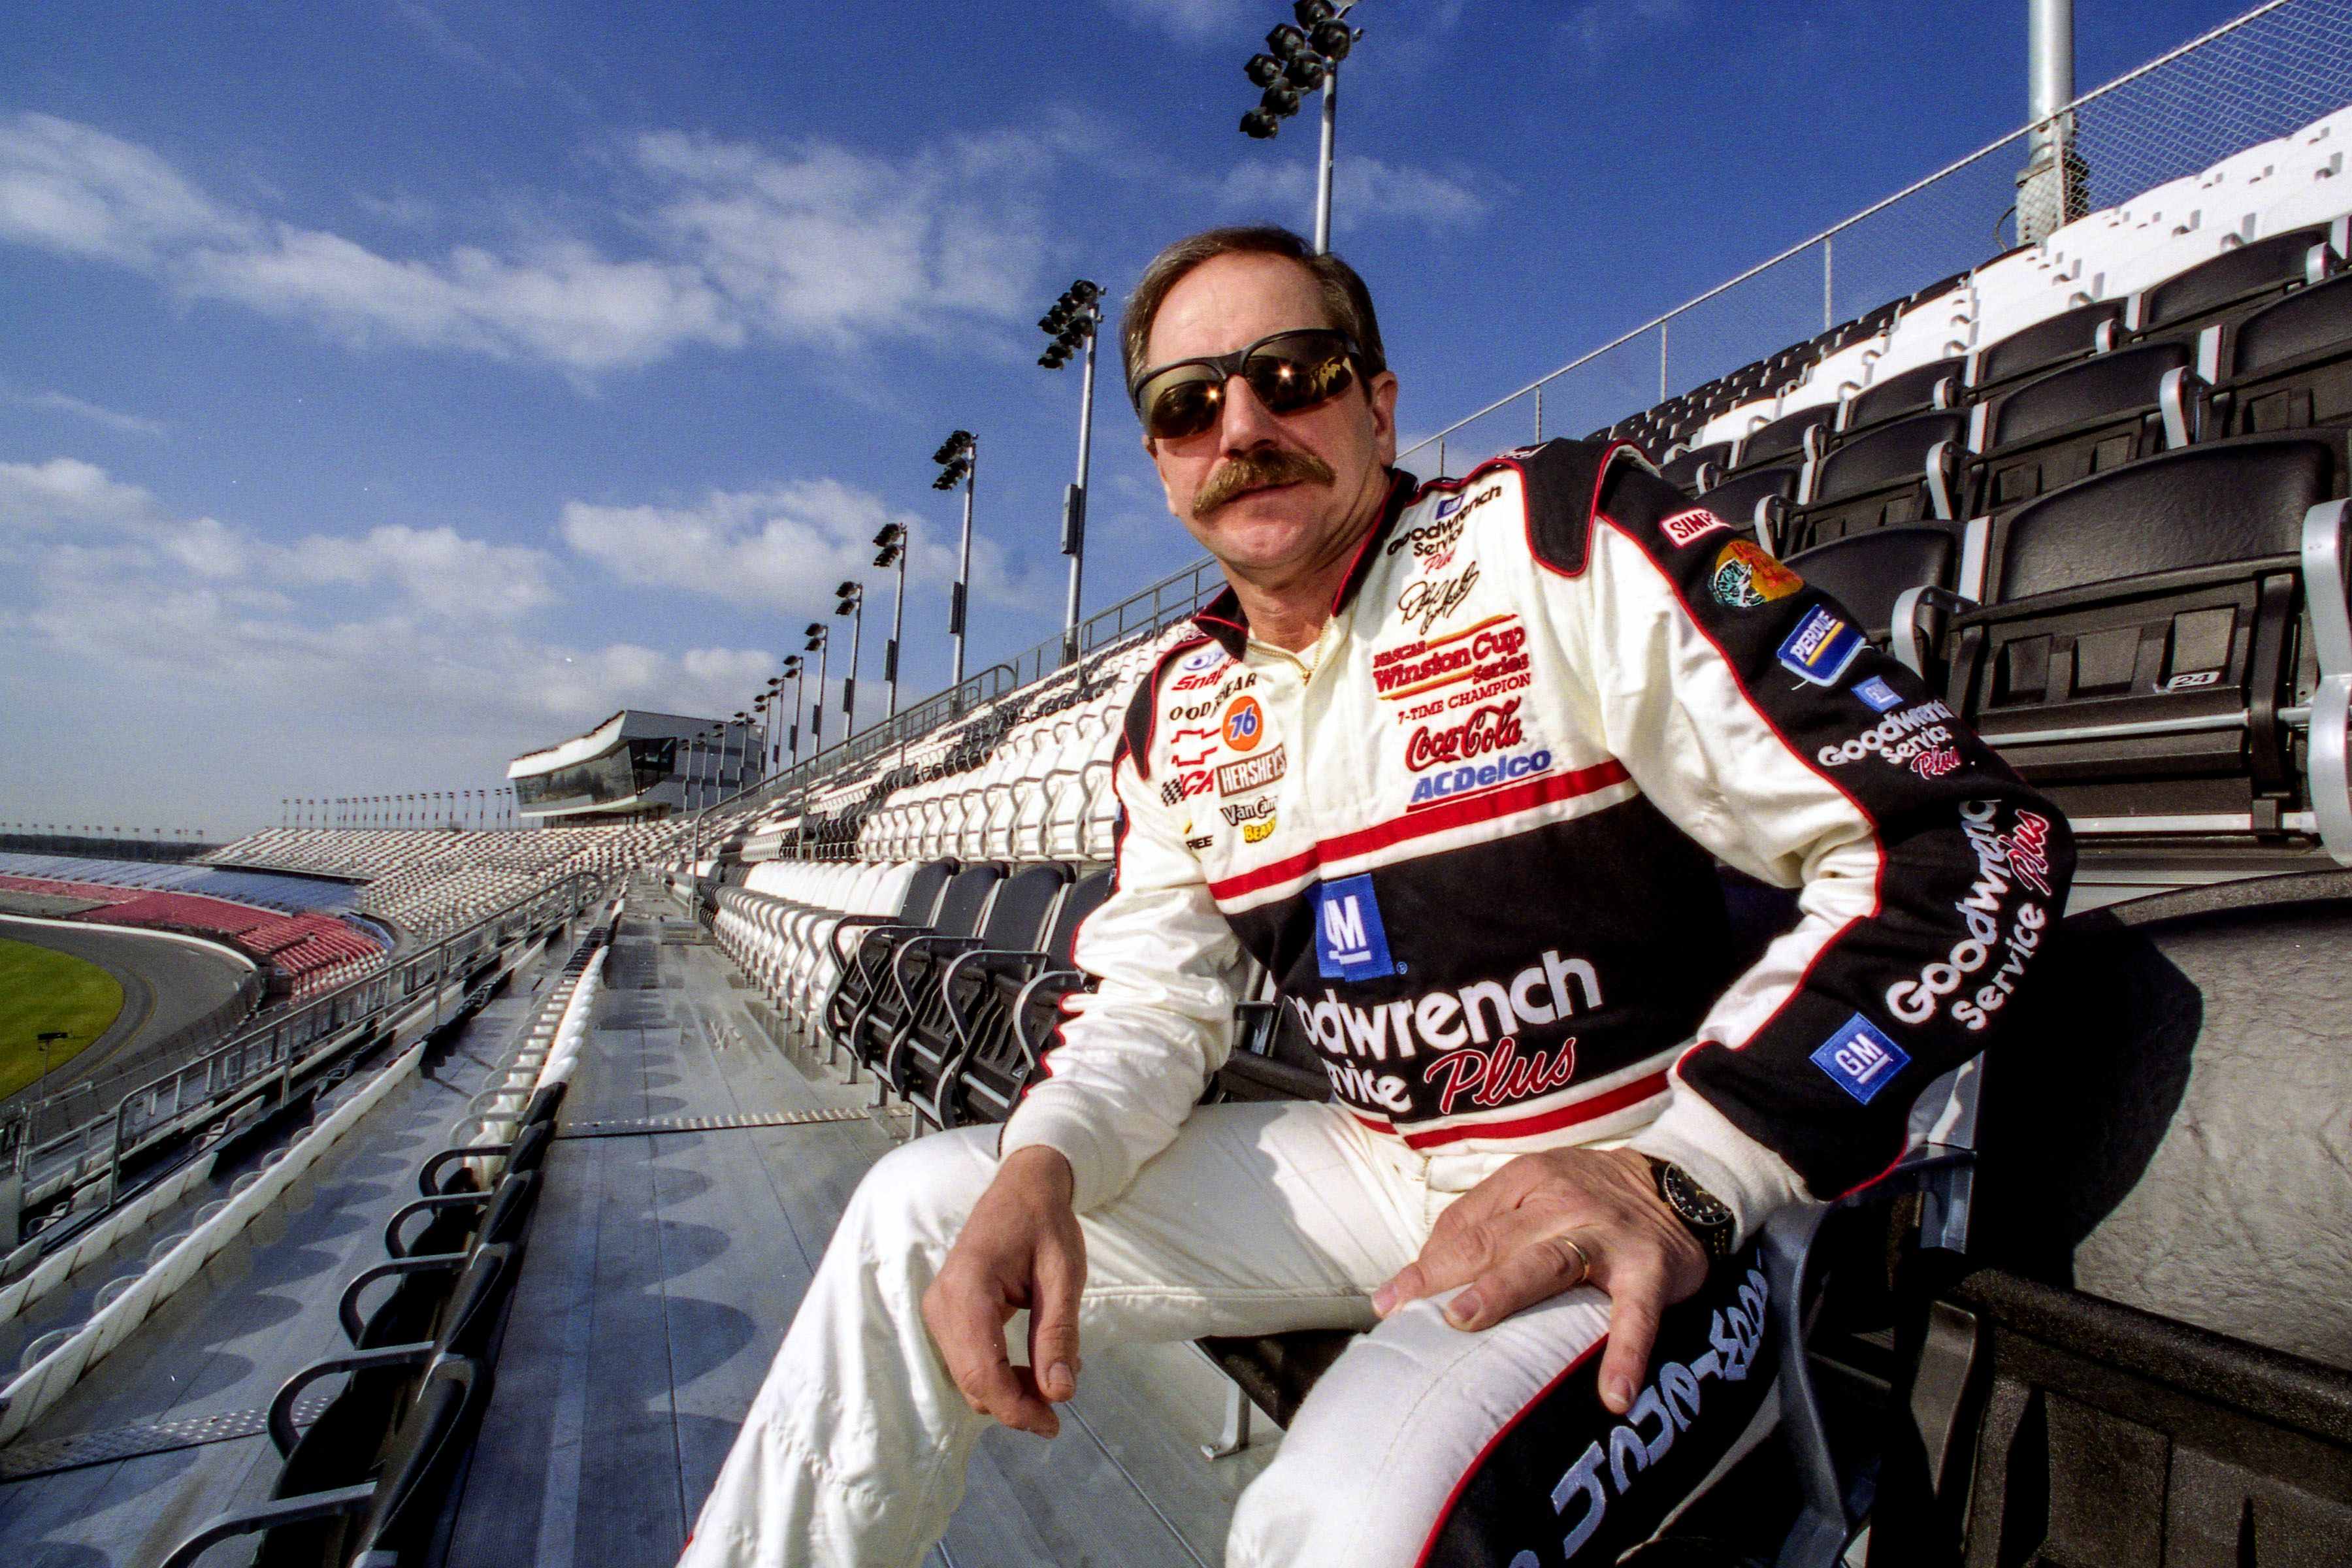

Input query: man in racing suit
[680,227,2071,1568]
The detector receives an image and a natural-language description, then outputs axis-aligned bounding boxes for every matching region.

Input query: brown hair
[1119,225,1387,405]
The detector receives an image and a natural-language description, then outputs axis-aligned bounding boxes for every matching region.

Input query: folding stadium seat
[841,862,1013,1077]
[161,1355,493,1568]
[2219,270,2352,434]
[1786,526,1965,681]
[1940,430,2351,858]
[1785,408,1973,554]
[1968,299,2126,399]
[1729,404,1832,476]
[1838,354,1964,440]
[1851,874,2352,1563]
[881,862,1070,1110]
[1973,338,2210,511]
[1871,280,1977,381]
[823,862,996,1064]
[1695,465,1800,549]
[1659,440,1733,495]
[2131,222,2340,374]
[785,862,940,1026]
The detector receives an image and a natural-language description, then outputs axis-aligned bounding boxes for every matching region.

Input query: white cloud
[559,477,1028,613]
[1556,0,1695,69]
[0,110,1062,376]
[1099,0,1250,42]
[0,113,244,266]
[282,524,557,618]
[1218,152,1490,234]
[0,385,168,436]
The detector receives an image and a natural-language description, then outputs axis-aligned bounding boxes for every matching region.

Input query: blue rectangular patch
[1810,1014,1911,1104]
[1778,606,1865,687]
[1854,676,1904,713]
[1312,874,1394,981]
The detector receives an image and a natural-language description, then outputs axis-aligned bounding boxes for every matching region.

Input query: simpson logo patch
[1810,1013,1910,1104]
[1311,873,1394,981]
[1709,540,1804,609]
[1778,606,1865,686]
[1661,508,1731,548]
[1214,744,1286,797]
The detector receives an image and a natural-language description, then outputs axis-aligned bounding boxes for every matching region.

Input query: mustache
[1192,446,1337,520]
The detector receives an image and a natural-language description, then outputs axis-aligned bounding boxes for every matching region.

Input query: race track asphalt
[0,915,252,1109]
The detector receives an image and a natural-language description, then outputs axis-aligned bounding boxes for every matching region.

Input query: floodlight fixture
[1232,1,1361,250]
[871,525,909,716]
[931,429,979,682]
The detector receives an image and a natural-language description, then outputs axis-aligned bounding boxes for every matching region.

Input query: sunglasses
[1129,328,1365,442]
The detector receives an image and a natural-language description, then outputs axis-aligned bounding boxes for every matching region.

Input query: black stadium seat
[1696,464,1801,548]
[2220,270,2352,434]
[1940,430,2349,850]
[883,862,1070,1103]
[1732,406,1831,474]
[1661,440,1732,495]
[928,866,1115,1130]
[1839,355,1964,438]
[2134,222,2337,348]
[1968,300,2125,397]
[836,862,1005,1071]
[1785,526,1961,679]
[1976,339,2209,509]
[1867,873,2352,1563]
[1787,408,1972,552]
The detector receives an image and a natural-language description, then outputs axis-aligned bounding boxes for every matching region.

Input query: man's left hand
[1370,1146,1710,1414]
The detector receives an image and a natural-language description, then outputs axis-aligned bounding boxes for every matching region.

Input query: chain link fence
[1404,0,2352,476]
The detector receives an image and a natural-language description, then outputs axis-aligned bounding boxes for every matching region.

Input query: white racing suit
[681,438,2073,1567]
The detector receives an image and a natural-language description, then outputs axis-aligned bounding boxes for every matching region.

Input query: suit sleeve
[1516,440,2073,1235]
[996,718,1247,1213]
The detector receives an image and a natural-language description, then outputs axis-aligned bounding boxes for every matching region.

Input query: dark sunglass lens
[1247,338,1354,413]
[1147,374,1222,440]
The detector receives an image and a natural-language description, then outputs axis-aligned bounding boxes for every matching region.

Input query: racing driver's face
[1141,251,1399,591]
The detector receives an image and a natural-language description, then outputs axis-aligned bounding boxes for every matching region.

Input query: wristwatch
[1647,1158,1737,1260]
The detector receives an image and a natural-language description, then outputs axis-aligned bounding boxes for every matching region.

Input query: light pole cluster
[873,523,908,719]
[1039,280,1102,665]
[803,620,832,754]
[834,580,866,738]
[1237,1,1360,253]
[280,791,515,830]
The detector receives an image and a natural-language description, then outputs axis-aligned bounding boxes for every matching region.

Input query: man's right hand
[920,1145,1087,1438]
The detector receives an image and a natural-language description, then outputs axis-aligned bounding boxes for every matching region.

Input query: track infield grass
[0,934,124,1100]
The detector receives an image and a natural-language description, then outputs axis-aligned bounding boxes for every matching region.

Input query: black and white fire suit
[681,438,2072,1568]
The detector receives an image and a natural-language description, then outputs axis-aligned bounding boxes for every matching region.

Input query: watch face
[1663,1163,1733,1229]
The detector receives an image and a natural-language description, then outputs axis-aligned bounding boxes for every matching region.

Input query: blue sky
[0,0,2257,838]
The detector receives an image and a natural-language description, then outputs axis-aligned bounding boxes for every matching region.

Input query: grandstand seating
[0,872,385,998]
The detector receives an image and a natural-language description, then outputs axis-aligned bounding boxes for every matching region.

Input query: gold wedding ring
[1558,1234,1593,1286]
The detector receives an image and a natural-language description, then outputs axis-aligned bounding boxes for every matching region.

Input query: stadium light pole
[931,431,976,685]
[835,581,866,740]
[805,623,832,755]
[781,656,806,770]
[1037,280,1103,666]
[872,525,908,719]
[1237,1,1361,254]
[2017,0,2085,244]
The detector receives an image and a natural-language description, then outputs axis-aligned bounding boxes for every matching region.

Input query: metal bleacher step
[0,1386,335,1485]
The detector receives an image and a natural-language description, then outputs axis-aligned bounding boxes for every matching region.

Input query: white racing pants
[679,1102,1774,1568]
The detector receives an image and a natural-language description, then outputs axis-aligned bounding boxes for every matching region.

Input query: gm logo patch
[1853,676,1904,713]
[1810,1013,1910,1104]
[1312,874,1394,981]
[1778,606,1865,686]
